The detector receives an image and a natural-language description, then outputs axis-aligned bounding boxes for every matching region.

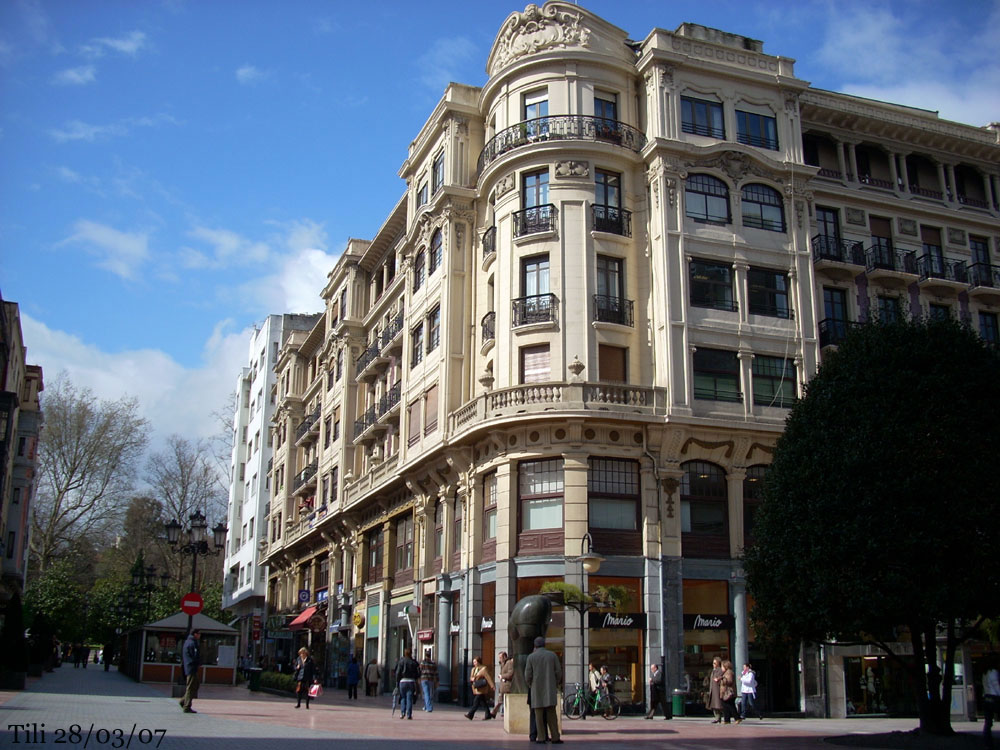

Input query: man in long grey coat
[524,636,562,743]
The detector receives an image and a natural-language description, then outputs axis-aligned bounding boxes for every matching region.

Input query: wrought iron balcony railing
[294,407,320,441]
[292,461,318,492]
[482,226,496,258]
[513,293,559,327]
[858,174,894,189]
[377,382,402,418]
[736,132,778,150]
[379,310,404,350]
[811,235,865,265]
[970,262,1000,289]
[819,318,858,348]
[513,204,557,237]
[353,406,377,440]
[958,194,990,209]
[918,253,968,283]
[481,311,496,342]
[909,185,944,200]
[865,239,917,275]
[592,205,632,237]
[355,340,381,378]
[478,115,646,173]
[592,295,634,327]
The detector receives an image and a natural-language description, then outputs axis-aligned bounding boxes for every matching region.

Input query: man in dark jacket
[645,663,669,719]
[525,637,562,743]
[394,647,419,720]
[180,629,202,713]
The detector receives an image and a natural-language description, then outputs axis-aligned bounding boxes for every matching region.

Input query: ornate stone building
[257,3,999,716]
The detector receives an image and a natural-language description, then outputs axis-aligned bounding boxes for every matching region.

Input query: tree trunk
[914,622,953,736]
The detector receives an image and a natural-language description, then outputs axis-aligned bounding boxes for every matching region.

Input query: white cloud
[55,166,82,183]
[52,64,96,85]
[237,245,339,315]
[183,225,270,268]
[280,218,328,253]
[21,313,247,447]
[48,113,177,142]
[416,36,478,92]
[80,30,148,58]
[59,219,150,280]
[816,2,1000,127]
[236,64,267,85]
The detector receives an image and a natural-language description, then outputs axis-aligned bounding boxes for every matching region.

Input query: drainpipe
[642,426,668,694]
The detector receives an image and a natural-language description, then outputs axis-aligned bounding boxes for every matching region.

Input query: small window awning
[288,606,317,631]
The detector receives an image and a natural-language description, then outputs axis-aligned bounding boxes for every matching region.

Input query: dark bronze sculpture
[508,594,552,693]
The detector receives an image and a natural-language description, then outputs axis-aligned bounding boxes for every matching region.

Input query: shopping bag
[308,682,322,698]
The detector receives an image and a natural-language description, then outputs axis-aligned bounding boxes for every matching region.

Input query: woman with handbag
[293,647,316,709]
[466,656,495,720]
[720,660,738,724]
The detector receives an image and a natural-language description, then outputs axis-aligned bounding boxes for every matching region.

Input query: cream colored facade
[257,3,999,715]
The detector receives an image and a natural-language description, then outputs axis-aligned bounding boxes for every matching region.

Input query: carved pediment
[489,3,591,75]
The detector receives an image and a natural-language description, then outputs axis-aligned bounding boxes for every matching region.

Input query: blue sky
[1,0,998,446]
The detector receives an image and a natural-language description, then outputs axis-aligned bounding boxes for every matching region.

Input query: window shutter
[424,385,439,433]
[598,344,626,382]
[407,401,421,445]
[520,345,550,383]
[869,216,891,237]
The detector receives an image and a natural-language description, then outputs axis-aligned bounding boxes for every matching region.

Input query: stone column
[733,262,749,325]
[737,351,753,420]
[936,162,949,201]
[835,140,848,181]
[845,142,859,182]
[563,451,590,688]
[946,164,958,203]
[898,153,911,193]
[436,590,453,700]
[732,578,748,675]
[889,153,901,194]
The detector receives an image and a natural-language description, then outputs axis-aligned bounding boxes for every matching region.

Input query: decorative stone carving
[784,93,799,117]
[845,208,866,226]
[496,173,516,198]
[897,218,918,236]
[568,356,585,381]
[554,160,589,178]
[795,200,805,229]
[490,3,591,75]
[947,228,967,245]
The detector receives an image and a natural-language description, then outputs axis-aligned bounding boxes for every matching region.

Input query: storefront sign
[366,606,380,639]
[316,589,328,602]
[298,589,311,603]
[480,617,495,632]
[588,612,646,629]
[683,614,734,630]
[417,629,435,642]
[353,611,364,628]
[308,614,327,633]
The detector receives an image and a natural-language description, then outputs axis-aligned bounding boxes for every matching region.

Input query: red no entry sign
[180,592,204,616]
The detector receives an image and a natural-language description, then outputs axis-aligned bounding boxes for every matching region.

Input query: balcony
[478,115,647,173]
[377,381,402,419]
[294,407,320,443]
[481,311,496,343]
[817,167,842,179]
[917,252,969,290]
[513,204,557,237]
[819,318,857,348]
[857,174,894,190]
[482,226,496,260]
[909,185,944,201]
[812,235,865,265]
[292,461,318,494]
[969,263,1000,300]
[592,205,632,237]
[958,194,990,210]
[354,340,381,379]
[513,293,559,327]
[379,310,404,352]
[353,405,377,441]
[865,239,917,283]
[592,295,634,327]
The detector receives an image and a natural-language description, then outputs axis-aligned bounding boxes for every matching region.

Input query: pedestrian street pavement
[0,663,986,750]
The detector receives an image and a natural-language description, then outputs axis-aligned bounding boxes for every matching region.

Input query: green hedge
[260,671,298,694]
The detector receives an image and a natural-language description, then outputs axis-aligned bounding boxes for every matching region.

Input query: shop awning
[288,606,317,631]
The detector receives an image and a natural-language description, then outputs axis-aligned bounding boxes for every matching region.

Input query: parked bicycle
[563,681,621,720]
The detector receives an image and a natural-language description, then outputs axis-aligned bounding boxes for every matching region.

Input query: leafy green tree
[23,559,87,642]
[744,317,1000,736]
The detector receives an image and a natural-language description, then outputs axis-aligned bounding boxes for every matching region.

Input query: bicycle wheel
[564,692,584,719]
[600,693,621,720]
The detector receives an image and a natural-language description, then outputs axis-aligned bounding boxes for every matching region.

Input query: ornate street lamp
[164,510,228,634]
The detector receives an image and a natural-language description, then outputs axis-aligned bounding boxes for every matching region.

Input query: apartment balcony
[294,407,321,445]
[482,226,496,260]
[481,311,496,343]
[593,295,634,327]
[819,318,858,348]
[811,235,865,276]
[958,193,991,210]
[477,115,647,173]
[917,253,969,291]
[969,263,1000,301]
[592,205,632,237]
[352,405,377,442]
[380,310,404,356]
[448,381,669,436]
[292,461,318,495]
[513,204,557,237]
[909,184,944,201]
[355,340,381,380]
[513,293,559,327]
[864,240,918,284]
[377,381,402,421]
[858,174,894,190]
[816,167,842,180]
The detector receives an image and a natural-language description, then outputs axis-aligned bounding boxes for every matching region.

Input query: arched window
[680,460,729,559]
[742,465,768,545]
[741,183,785,232]
[685,174,730,224]
[429,229,443,274]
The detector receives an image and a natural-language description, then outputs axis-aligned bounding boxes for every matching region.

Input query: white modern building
[223,313,321,662]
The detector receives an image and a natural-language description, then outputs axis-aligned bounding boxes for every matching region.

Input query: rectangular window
[588,457,639,530]
[681,96,724,138]
[736,110,778,150]
[929,303,950,321]
[411,324,424,367]
[333,407,341,441]
[323,417,332,448]
[340,288,348,320]
[598,344,627,383]
[395,515,414,572]
[971,236,990,266]
[429,231,443,275]
[523,89,549,138]
[483,472,498,541]
[424,385,438,434]
[594,169,621,208]
[522,169,549,208]
[452,495,463,563]
[519,458,563,531]
[407,400,421,446]
[980,312,999,345]
[434,502,445,559]
[752,356,796,408]
[413,250,426,291]
[747,268,790,318]
[432,152,445,194]
[417,182,428,207]
[522,255,550,297]
[877,295,902,323]
[520,344,551,384]
[922,226,945,277]
[426,306,441,352]
[329,466,339,505]
[690,259,735,311]
[367,528,383,584]
[596,255,623,299]
[693,348,742,402]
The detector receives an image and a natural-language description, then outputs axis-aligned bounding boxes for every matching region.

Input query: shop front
[588,610,645,709]
[682,578,732,715]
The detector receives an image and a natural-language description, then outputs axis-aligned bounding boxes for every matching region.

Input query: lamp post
[131,561,168,624]
[567,532,605,708]
[164,510,227,635]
